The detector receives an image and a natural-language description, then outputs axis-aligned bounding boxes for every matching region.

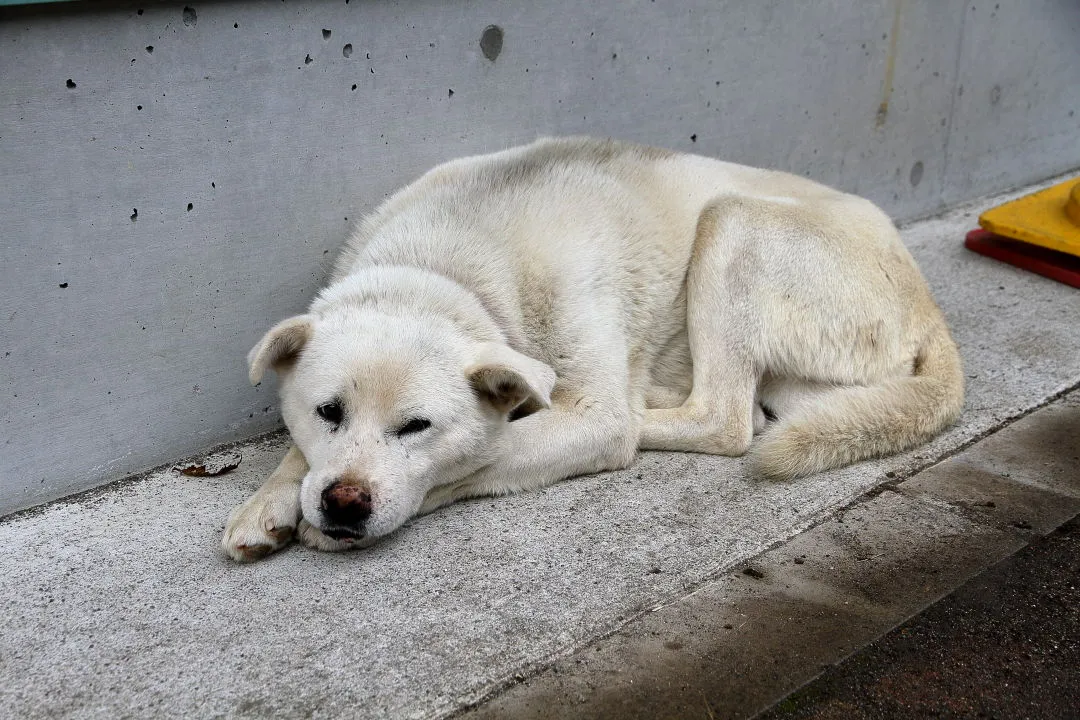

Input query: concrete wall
[1,0,1078,515]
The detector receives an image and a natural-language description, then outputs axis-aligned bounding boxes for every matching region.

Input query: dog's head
[247,305,555,542]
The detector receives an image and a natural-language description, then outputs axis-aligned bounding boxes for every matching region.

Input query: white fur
[222,136,963,560]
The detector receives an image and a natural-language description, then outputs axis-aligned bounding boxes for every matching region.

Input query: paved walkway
[465,390,1080,719]
[760,514,1080,720]
[2,178,1079,719]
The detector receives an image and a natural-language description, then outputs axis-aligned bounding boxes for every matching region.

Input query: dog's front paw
[221,491,300,562]
[296,519,369,552]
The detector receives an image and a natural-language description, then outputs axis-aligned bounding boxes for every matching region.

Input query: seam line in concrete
[436,503,850,719]
[938,0,971,202]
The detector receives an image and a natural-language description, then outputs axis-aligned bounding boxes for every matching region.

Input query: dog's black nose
[321,480,372,529]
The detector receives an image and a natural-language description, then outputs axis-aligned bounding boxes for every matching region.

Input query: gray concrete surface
[1,185,1078,719]
[759,518,1080,720]
[2,0,1079,513]
[464,392,1080,720]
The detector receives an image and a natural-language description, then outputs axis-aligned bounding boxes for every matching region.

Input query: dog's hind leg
[221,445,307,562]
[638,199,761,456]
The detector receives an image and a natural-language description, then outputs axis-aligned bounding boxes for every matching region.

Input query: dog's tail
[751,323,964,479]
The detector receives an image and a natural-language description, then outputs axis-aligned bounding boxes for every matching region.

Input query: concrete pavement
[463,390,1080,719]
[2,177,1079,719]
[759,515,1080,720]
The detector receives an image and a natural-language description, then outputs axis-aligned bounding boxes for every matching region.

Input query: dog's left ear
[466,342,556,414]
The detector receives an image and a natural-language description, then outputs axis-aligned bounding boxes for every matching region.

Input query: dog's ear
[247,315,315,385]
[466,342,556,414]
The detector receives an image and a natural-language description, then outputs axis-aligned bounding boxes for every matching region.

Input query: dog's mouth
[323,527,364,541]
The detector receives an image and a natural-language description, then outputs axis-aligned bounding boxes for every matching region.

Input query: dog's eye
[396,418,431,437]
[316,401,344,427]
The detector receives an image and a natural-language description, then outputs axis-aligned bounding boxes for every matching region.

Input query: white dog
[222,137,963,561]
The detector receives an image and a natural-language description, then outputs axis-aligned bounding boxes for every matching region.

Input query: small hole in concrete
[187,202,194,211]
[322,28,331,40]
[137,105,143,110]
[137,8,144,14]
[690,134,697,142]
[211,182,215,188]
[480,25,503,61]
[182,6,197,28]
[59,282,68,288]
[304,54,313,64]
[448,88,454,97]
[66,79,76,89]
[234,22,239,29]
[131,208,138,221]
[342,43,353,58]
[145,45,154,54]
[351,84,357,91]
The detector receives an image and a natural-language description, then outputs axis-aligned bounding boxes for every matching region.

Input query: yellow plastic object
[979,176,1080,258]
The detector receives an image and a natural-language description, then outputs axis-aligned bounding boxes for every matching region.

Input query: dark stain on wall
[480,25,503,61]
[910,160,924,187]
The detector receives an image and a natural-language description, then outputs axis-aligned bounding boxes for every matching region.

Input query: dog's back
[331,136,962,477]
